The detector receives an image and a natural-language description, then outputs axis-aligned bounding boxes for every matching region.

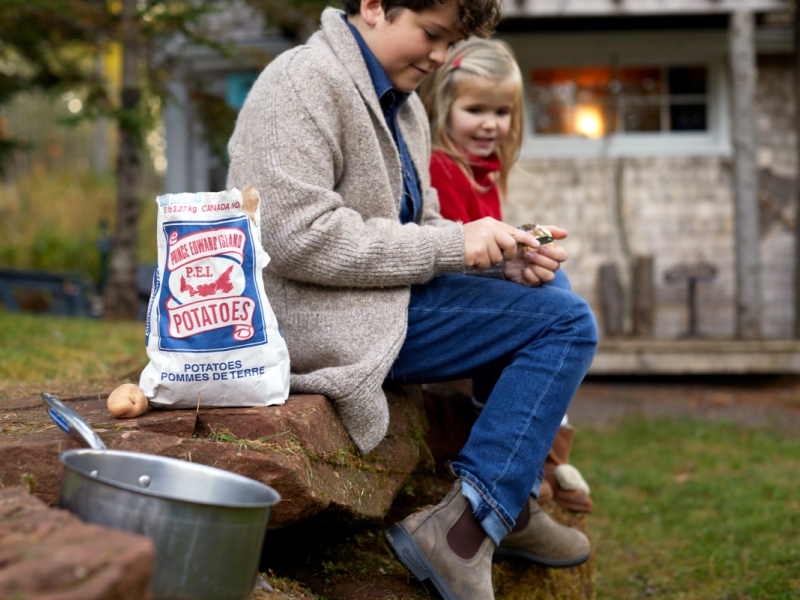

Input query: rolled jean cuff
[455,469,514,546]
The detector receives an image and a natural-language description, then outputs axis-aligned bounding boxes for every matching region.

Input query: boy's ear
[360,0,384,27]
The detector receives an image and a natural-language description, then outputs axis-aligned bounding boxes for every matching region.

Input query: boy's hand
[503,225,568,286]
[462,218,540,271]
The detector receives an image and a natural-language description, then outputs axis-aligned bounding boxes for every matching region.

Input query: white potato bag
[140,186,289,408]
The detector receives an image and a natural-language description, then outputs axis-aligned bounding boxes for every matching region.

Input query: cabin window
[530,65,709,138]
[499,30,731,157]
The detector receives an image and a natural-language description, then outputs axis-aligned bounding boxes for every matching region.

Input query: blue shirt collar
[344,16,410,114]
[342,14,420,224]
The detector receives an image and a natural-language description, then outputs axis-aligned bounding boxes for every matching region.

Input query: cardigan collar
[315,8,388,132]
[343,16,412,126]
[313,7,428,217]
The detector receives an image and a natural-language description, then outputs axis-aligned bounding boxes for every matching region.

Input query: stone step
[0,387,429,529]
[0,486,154,600]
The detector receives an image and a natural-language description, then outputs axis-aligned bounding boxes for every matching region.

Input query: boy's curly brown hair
[341,0,502,38]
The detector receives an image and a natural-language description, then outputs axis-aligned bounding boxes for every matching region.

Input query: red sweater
[430,151,502,223]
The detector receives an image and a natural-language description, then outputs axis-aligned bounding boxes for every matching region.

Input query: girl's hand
[462,217,539,271]
[503,225,568,286]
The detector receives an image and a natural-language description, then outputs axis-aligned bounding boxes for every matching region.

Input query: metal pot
[43,392,280,600]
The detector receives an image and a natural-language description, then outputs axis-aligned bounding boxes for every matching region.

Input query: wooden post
[632,255,654,337]
[794,1,800,338]
[597,262,625,337]
[729,11,761,339]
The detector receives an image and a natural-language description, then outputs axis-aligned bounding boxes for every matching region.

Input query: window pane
[620,67,662,95]
[529,64,709,136]
[670,104,706,131]
[618,67,662,132]
[531,68,577,85]
[574,104,608,138]
[668,66,707,95]
[532,104,571,135]
[573,70,611,138]
[668,66,707,131]
[621,103,661,132]
[530,67,612,137]
[573,67,612,90]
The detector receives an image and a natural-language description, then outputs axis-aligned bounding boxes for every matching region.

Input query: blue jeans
[388,271,597,544]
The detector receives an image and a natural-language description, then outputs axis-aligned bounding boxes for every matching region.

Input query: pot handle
[42,393,107,451]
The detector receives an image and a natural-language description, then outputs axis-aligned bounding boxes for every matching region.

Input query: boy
[227,0,598,598]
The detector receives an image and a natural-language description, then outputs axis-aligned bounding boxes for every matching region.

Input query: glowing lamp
[574,106,605,139]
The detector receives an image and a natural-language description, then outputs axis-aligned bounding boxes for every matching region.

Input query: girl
[420,38,523,224]
[419,38,594,514]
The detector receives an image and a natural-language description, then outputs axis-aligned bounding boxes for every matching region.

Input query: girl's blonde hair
[419,38,524,197]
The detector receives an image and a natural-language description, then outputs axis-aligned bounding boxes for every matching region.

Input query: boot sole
[493,547,592,569]
[385,524,457,600]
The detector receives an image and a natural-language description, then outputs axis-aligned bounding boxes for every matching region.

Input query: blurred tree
[103,0,142,320]
[0,0,330,319]
[244,0,332,41]
[0,1,111,171]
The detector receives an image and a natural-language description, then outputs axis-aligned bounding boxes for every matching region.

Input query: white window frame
[498,29,732,158]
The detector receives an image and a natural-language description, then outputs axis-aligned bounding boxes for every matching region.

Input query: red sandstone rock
[0,430,80,506]
[0,391,112,412]
[0,487,154,600]
[0,387,430,529]
[2,396,197,438]
[196,394,352,457]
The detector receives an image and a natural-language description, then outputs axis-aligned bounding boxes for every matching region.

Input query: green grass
[574,416,800,599]
[0,309,146,397]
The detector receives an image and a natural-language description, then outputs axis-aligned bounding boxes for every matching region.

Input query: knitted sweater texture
[226,8,465,454]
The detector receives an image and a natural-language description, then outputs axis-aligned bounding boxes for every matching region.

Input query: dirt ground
[567,374,800,431]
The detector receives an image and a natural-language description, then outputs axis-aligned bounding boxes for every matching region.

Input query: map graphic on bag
[140,186,290,408]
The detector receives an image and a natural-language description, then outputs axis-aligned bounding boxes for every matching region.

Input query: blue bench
[0,268,94,317]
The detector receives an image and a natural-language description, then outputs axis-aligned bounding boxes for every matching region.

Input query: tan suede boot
[496,495,591,568]
[544,425,594,513]
[385,480,495,600]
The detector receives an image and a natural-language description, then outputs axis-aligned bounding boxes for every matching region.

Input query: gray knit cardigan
[226,8,466,454]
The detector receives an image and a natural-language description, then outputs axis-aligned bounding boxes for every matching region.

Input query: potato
[107,383,148,418]
[241,185,260,226]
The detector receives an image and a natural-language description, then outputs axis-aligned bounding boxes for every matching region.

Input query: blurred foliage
[191,88,239,167]
[0,0,110,170]
[0,0,230,155]
[0,0,339,171]
[245,0,338,38]
[0,0,336,295]
[0,163,158,286]
[0,0,332,320]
